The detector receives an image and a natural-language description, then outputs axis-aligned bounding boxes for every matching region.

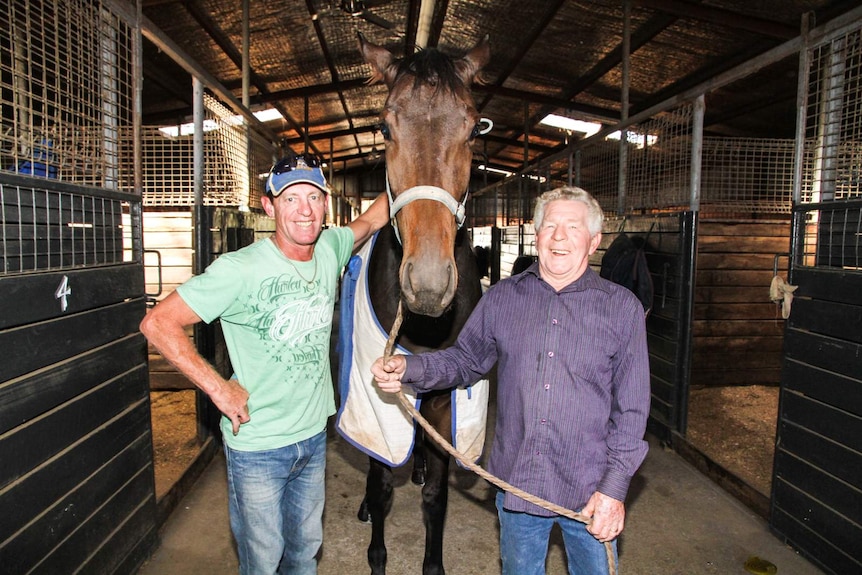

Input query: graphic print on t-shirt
[249,273,333,369]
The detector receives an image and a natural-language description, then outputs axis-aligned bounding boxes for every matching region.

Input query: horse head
[360,34,490,317]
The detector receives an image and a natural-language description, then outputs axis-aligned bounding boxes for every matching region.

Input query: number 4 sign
[55,275,71,312]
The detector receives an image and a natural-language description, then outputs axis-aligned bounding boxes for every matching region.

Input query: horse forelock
[394,49,465,95]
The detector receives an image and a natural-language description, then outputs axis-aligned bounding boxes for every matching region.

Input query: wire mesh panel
[574,139,619,213]
[133,94,277,208]
[700,138,797,214]
[804,25,862,202]
[1,0,137,275]
[626,105,693,212]
[202,93,249,206]
[135,94,274,208]
[0,0,134,188]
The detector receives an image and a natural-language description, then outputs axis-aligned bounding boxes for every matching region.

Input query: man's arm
[347,192,389,249]
[140,291,250,435]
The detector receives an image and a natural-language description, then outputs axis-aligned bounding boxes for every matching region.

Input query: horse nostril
[401,262,416,302]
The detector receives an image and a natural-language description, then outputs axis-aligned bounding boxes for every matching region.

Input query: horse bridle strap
[386,178,468,244]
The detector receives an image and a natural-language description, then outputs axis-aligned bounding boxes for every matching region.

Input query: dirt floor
[150,385,779,503]
[685,385,778,495]
[150,390,201,499]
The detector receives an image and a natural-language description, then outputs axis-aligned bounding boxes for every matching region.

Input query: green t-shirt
[177,227,354,451]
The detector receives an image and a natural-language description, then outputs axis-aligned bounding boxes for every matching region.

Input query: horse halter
[385,176,467,245]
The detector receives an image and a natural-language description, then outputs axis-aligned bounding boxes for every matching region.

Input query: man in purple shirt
[372,186,650,574]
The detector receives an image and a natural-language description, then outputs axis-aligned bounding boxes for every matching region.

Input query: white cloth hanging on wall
[769,275,798,319]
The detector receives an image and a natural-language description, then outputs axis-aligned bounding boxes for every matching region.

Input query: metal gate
[0,1,156,572]
[772,201,862,574]
[771,14,862,573]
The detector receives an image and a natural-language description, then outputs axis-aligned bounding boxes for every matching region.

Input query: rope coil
[382,301,617,575]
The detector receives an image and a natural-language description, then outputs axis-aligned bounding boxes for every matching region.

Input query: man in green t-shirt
[140,152,389,574]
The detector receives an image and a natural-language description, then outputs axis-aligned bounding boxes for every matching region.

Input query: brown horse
[353,34,490,575]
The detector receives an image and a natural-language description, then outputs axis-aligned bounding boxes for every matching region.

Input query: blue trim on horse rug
[336,232,488,467]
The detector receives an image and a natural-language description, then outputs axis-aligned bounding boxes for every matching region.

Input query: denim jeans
[496,491,618,575]
[224,431,327,575]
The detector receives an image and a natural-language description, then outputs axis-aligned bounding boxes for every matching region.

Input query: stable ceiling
[139,0,860,182]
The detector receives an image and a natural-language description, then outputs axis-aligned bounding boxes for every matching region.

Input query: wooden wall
[140,211,195,301]
[691,218,792,388]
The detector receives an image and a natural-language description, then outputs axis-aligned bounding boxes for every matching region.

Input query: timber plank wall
[692,218,792,388]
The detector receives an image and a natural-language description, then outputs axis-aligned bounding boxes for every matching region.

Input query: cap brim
[271,178,329,196]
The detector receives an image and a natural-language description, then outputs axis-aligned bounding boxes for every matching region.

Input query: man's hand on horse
[371,355,407,393]
[210,378,251,435]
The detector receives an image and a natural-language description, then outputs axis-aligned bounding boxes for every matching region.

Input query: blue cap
[266,154,328,196]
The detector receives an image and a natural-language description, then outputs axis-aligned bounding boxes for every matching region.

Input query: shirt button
[552,318,558,325]
[541,418,547,424]
[544,384,550,390]
[548,351,554,358]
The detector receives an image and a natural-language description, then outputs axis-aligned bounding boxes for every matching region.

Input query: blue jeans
[224,431,327,575]
[496,491,618,575]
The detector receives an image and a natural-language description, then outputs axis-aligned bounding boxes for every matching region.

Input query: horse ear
[455,35,490,85]
[358,32,398,87]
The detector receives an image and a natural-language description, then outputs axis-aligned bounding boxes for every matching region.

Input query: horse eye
[378,124,391,141]
[470,123,481,140]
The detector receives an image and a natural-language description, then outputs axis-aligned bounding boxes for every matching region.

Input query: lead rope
[382,301,617,575]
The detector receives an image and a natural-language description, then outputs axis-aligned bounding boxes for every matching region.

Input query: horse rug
[336,234,489,467]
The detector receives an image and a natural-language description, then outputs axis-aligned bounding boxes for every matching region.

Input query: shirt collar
[515,263,611,294]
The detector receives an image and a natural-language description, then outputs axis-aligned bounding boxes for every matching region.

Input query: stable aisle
[138,433,824,575]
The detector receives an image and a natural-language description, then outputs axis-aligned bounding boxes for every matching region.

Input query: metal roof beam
[634,0,797,39]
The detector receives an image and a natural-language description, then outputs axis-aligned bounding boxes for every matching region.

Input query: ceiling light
[606,130,658,149]
[253,108,283,122]
[478,164,513,177]
[539,114,602,137]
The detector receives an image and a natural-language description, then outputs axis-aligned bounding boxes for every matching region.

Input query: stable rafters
[182,0,321,155]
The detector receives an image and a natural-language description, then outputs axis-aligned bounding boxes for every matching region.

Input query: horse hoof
[357,500,371,523]
[411,468,426,486]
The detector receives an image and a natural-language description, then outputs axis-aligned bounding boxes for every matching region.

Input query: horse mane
[395,48,463,94]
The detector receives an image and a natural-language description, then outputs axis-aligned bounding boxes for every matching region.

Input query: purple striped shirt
[403,264,650,516]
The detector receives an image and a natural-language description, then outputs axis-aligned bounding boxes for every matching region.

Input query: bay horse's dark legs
[412,426,427,485]
[362,457,394,575]
[419,393,453,575]
[421,438,450,575]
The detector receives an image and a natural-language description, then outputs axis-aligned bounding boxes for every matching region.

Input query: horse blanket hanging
[336,234,489,467]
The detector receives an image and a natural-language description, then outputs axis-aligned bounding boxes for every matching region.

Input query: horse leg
[362,457,394,575]
[419,394,452,575]
[412,426,427,485]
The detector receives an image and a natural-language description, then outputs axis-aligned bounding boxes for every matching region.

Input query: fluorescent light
[158,119,220,137]
[253,108,283,122]
[478,164,513,177]
[539,114,602,137]
[158,108,283,137]
[477,164,545,183]
[606,130,658,148]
